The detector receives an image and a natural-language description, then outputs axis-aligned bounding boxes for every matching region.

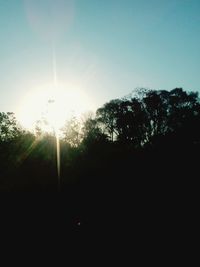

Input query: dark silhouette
[0,88,199,245]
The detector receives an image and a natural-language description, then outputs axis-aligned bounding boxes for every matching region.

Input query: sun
[17,84,94,133]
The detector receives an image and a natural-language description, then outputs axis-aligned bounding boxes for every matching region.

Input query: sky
[0,0,200,121]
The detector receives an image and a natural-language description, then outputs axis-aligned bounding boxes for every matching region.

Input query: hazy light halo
[17,83,94,133]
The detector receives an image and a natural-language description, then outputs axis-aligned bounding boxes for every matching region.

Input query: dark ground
[0,143,198,256]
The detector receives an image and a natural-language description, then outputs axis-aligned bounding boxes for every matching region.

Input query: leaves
[0,112,20,142]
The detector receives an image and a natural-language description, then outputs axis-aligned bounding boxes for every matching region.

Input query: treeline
[1,87,199,243]
[0,87,200,192]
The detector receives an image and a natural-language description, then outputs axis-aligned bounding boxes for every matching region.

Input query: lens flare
[56,132,61,191]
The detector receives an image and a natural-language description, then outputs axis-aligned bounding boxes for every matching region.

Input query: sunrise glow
[17,84,94,133]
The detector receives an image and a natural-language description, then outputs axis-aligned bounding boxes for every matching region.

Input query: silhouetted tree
[96,99,123,141]
[82,117,108,147]
[94,88,200,148]
[1,87,200,205]
[115,98,148,146]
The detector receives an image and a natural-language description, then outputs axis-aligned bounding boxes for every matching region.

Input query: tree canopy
[93,88,200,147]
[0,87,199,193]
[0,87,199,249]
[0,112,20,142]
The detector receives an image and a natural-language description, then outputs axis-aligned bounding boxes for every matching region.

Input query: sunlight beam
[52,42,58,87]
[52,42,61,191]
[56,132,61,192]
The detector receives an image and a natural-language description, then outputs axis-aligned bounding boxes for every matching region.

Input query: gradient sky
[0,0,200,119]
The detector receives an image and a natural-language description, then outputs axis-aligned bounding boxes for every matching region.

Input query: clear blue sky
[0,0,200,116]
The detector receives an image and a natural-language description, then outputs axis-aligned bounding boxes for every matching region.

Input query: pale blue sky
[0,0,200,118]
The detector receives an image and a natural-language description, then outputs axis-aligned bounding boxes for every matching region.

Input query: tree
[96,97,148,146]
[61,117,82,147]
[82,117,108,147]
[0,112,20,142]
[142,90,169,139]
[115,98,148,146]
[95,88,200,148]
[96,99,123,141]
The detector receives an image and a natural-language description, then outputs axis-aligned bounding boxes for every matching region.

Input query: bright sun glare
[17,84,94,133]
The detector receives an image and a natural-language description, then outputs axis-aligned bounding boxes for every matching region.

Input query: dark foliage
[0,88,198,247]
